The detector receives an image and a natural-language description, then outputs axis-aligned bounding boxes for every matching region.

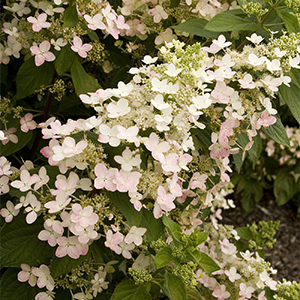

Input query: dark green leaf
[274,169,297,206]
[172,19,220,38]
[233,148,244,173]
[111,280,152,300]
[187,287,202,300]
[236,227,254,240]
[170,0,180,8]
[0,268,40,300]
[54,44,76,76]
[50,250,90,278]
[241,178,263,212]
[71,57,101,95]
[279,82,300,125]
[0,64,8,84]
[249,133,262,168]
[108,191,142,226]
[64,4,79,27]
[162,215,182,245]
[154,247,180,269]
[0,215,53,268]
[204,12,260,32]
[54,288,72,300]
[291,68,300,88]
[140,209,164,242]
[188,250,220,274]
[163,272,187,300]
[15,57,55,100]
[261,115,290,147]
[276,8,299,34]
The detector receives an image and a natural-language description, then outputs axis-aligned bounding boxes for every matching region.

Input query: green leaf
[261,115,290,147]
[154,247,180,269]
[71,57,101,96]
[0,64,8,84]
[187,287,202,300]
[163,272,187,300]
[140,209,164,242]
[111,280,152,300]
[274,169,297,206]
[0,268,40,300]
[0,115,33,157]
[279,82,300,125]
[162,215,182,245]
[54,44,76,76]
[172,19,220,38]
[108,191,142,226]
[64,4,79,27]
[249,133,262,168]
[50,250,90,278]
[236,227,254,240]
[15,57,55,100]
[189,230,209,246]
[233,147,244,173]
[170,0,180,8]
[241,178,263,212]
[276,8,299,34]
[291,68,300,88]
[204,12,260,32]
[0,215,53,268]
[188,250,220,274]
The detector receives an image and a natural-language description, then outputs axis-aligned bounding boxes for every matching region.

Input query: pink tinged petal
[73,36,82,48]
[43,52,55,62]
[26,211,37,224]
[35,55,45,67]
[39,41,51,52]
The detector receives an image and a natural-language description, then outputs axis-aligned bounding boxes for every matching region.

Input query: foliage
[0,0,300,300]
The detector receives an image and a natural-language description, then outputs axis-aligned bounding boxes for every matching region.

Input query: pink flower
[145,132,170,161]
[56,236,88,259]
[27,13,51,32]
[115,241,135,259]
[224,267,241,282]
[115,171,140,193]
[1,127,18,145]
[190,173,208,190]
[124,226,147,246]
[20,113,37,132]
[30,41,55,66]
[105,229,123,252]
[258,110,276,129]
[0,176,10,194]
[71,36,92,58]
[211,81,234,104]
[239,283,255,298]
[32,265,55,291]
[18,264,37,287]
[0,156,12,176]
[0,200,19,222]
[38,223,62,247]
[84,14,106,30]
[24,192,41,224]
[114,147,141,172]
[70,203,99,231]
[11,169,39,192]
[212,284,230,300]
[156,186,175,212]
[94,163,118,191]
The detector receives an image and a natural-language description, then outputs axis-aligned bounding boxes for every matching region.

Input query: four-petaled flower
[71,36,92,58]
[30,41,55,66]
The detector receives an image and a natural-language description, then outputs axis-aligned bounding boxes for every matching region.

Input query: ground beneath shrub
[221,193,300,282]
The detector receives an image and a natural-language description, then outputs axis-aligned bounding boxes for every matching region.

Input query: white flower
[212,34,231,49]
[246,33,264,44]
[151,94,170,110]
[106,98,131,118]
[164,63,183,77]
[142,55,158,64]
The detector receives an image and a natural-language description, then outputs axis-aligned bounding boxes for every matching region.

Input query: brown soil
[221,193,300,282]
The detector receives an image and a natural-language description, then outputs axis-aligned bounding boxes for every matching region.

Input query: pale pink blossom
[117,125,140,146]
[71,36,92,58]
[20,113,37,132]
[11,169,39,192]
[115,171,140,193]
[106,98,131,118]
[156,186,175,213]
[1,127,18,145]
[0,200,19,222]
[145,132,170,161]
[24,192,41,224]
[212,284,230,300]
[70,203,99,231]
[124,226,147,246]
[56,236,88,259]
[32,265,55,291]
[105,229,123,252]
[38,223,62,247]
[149,5,168,23]
[115,241,135,259]
[212,35,231,48]
[18,264,37,286]
[114,147,141,172]
[0,157,12,176]
[94,163,118,191]
[84,14,106,30]
[239,283,255,298]
[224,267,241,282]
[98,124,120,147]
[27,13,51,32]
[0,176,10,194]
[30,41,55,66]
[258,110,277,129]
[35,291,55,300]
